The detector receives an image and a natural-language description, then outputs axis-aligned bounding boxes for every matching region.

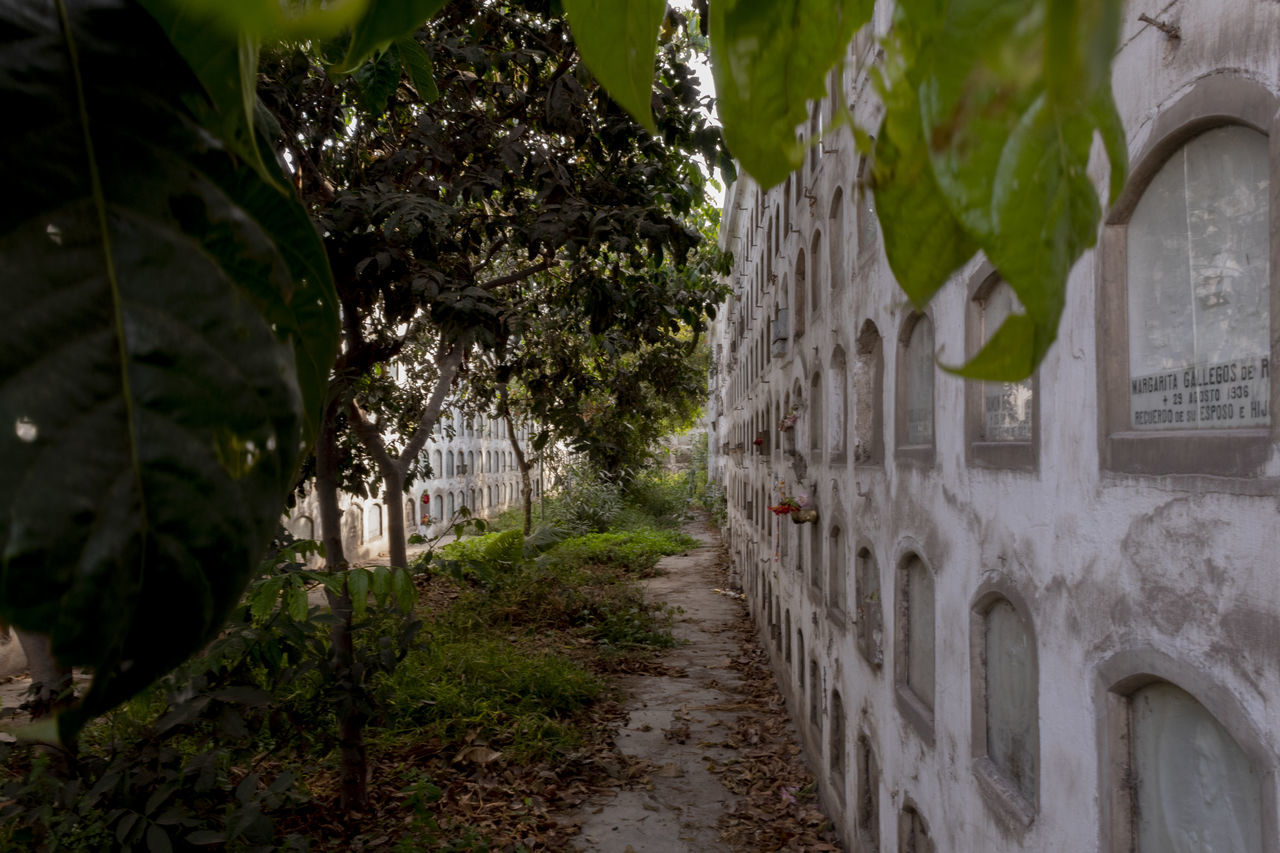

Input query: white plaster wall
[709,1,1280,849]
[288,413,539,563]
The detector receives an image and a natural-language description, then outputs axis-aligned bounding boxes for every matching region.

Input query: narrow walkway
[569,517,840,852]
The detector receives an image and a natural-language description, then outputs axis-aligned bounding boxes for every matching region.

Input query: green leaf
[144,783,178,817]
[146,824,174,853]
[878,0,1126,380]
[348,569,371,618]
[370,564,391,603]
[563,0,664,134]
[117,811,142,844]
[249,576,284,621]
[0,0,314,741]
[336,0,451,74]
[320,571,348,593]
[392,567,415,612]
[277,538,324,562]
[268,770,296,794]
[1045,0,1122,111]
[908,0,1040,239]
[185,830,226,846]
[1090,85,1128,205]
[353,43,402,117]
[1044,0,1127,201]
[127,2,340,440]
[985,93,1099,373]
[396,36,439,103]
[943,312,1037,380]
[709,0,873,188]
[285,585,308,622]
[235,773,259,804]
[180,105,339,449]
[871,74,978,308]
[136,0,276,191]
[164,0,369,39]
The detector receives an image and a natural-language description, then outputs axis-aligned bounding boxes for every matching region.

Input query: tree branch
[474,236,510,272]
[477,258,558,291]
[398,341,470,472]
[347,399,397,475]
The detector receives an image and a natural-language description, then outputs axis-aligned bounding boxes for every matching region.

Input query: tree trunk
[502,408,533,535]
[348,343,467,569]
[382,471,408,570]
[315,408,368,815]
[321,342,466,813]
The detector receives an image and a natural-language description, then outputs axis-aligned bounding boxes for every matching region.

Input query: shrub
[434,529,527,587]
[700,482,727,528]
[482,505,527,533]
[578,587,677,651]
[549,463,622,534]
[622,469,689,527]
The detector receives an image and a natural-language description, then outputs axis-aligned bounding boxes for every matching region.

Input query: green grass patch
[445,560,677,653]
[372,633,601,763]
[546,527,698,576]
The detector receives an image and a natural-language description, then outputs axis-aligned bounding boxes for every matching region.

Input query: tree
[261,0,726,550]
[471,281,721,532]
[492,206,726,476]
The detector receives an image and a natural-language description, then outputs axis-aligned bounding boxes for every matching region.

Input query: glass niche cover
[1127,125,1270,431]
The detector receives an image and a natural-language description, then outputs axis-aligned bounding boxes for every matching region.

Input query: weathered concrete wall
[708,1,1280,849]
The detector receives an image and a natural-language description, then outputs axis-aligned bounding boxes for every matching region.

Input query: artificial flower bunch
[778,406,800,431]
[768,494,807,515]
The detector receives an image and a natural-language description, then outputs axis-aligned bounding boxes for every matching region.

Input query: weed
[482,505,528,534]
[432,529,526,587]
[580,589,678,652]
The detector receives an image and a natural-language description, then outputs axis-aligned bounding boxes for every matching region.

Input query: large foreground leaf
[563,0,665,134]
[168,0,368,39]
[871,48,978,309]
[709,0,873,189]
[335,0,451,74]
[137,0,273,188]
[874,0,1125,380]
[0,0,335,740]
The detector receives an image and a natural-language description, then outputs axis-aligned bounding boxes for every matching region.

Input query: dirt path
[568,518,840,852]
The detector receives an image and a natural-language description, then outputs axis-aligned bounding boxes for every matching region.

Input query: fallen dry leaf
[454,745,503,765]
